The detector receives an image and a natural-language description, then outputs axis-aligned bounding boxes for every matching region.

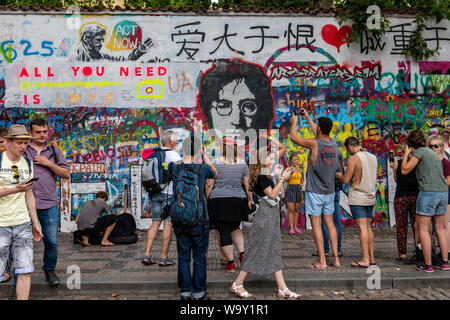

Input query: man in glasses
[0,124,43,300]
[197,59,275,137]
[24,118,70,286]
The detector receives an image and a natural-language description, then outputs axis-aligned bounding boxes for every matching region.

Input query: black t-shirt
[253,175,275,198]
[395,158,420,198]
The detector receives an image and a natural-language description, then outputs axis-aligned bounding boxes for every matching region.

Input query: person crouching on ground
[76,191,116,247]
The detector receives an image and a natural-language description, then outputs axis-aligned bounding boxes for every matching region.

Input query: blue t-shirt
[170,161,216,221]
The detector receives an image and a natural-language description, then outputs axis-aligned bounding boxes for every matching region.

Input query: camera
[294,108,306,116]
[388,152,395,163]
[161,204,171,220]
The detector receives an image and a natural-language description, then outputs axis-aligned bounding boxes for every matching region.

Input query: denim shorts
[0,222,34,281]
[350,205,374,219]
[416,191,448,216]
[151,192,171,221]
[305,191,334,216]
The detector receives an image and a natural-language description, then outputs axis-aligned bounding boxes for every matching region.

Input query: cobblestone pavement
[29,227,443,277]
[1,226,449,300]
[10,287,450,300]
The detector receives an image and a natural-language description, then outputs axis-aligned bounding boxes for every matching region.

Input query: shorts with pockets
[0,222,34,281]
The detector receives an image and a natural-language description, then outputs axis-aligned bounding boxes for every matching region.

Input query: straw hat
[5,124,31,139]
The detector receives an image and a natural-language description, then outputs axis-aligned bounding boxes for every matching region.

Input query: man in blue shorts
[290,110,341,270]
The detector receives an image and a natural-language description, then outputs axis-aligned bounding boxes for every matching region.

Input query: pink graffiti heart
[321,24,352,53]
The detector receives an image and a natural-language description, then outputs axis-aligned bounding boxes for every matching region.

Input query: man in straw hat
[0,124,43,300]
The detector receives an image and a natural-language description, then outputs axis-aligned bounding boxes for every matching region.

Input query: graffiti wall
[0,11,449,231]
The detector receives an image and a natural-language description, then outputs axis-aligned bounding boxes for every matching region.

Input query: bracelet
[280,177,286,183]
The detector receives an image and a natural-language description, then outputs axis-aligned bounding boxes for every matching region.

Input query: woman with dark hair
[207,137,253,272]
[197,59,275,135]
[230,148,301,299]
[401,130,449,273]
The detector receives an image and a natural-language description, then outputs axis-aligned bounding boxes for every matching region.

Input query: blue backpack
[170,162,205,227]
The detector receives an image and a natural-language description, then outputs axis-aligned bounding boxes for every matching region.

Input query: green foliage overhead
[0,0,448,60]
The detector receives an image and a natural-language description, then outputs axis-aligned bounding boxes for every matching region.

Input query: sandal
[230,281,252,298]
[1,273,10,283]
[141,255,156,265]
[159,257,175,267]
[278,287,301,299]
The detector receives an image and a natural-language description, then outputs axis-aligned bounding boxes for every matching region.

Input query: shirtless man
[336,137,378,268]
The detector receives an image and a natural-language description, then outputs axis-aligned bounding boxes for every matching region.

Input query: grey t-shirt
[209,158,249,199]
[412,147,448,192]
[306,138,341,195]
[76,199,110,229]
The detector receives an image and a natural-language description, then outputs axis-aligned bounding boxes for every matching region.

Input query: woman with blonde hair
[230,147,301,299]
[285,152,303,234]
[401,130,449,273]
[427,134,450,263]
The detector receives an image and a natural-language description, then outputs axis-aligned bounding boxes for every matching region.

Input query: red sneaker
[225,262,236,272]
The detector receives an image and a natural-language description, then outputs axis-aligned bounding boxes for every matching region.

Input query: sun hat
[5,124,32,139]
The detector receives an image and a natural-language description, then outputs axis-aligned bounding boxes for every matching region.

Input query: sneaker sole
[434,266,450,271]
[416,267,434,273]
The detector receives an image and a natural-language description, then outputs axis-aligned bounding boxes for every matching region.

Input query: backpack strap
[24,157,32,175]
[50,145,57,161]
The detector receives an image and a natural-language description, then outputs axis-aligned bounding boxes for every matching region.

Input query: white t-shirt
[0,153,34,227]
[161,147,181,195]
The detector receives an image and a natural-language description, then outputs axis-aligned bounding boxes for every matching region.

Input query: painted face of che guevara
[210,79,258,134]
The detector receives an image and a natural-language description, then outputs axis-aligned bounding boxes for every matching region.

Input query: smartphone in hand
[26,177,39,184]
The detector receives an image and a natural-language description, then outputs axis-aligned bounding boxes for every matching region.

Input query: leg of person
[159,220,175,266]
[38,205,60,285]
[174,227,194,300]
[216,230,227,264]
[92,214,117,246]
[323,192,339,266]
[218,222,235,271]
[274,270,301,299]
[434,214,449,266]
[294,203,301,233]
[310,215,327,269]
[12,222,34,300]
[287,202,296,234]
[416,214,433,267]
[447,205,450,256]
[333,187,342,255]
[230,222,245,263]
[1,248,13,283]
[320,216,330,255]
[305,192,327,269]
[231,270,252,298]
[368,218,375,265]
[192,222,210,300]
[395,198,408,260]
[353,217,370,267]
[323,214,341,267]
[0,226,13,283]
[143,193,164,265]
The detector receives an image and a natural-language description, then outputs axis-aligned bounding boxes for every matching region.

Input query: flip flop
[350,262,370,268]
[101,241,114,247]
[308,263,327,271]
[1,273,10,283]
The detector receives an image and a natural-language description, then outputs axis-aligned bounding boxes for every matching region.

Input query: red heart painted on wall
[321,24,352,53]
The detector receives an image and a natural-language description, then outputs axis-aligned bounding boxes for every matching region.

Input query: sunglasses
[429,144,441,149]
[11,165,19,180]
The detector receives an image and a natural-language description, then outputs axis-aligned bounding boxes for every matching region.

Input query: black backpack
[108,213,138,244]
